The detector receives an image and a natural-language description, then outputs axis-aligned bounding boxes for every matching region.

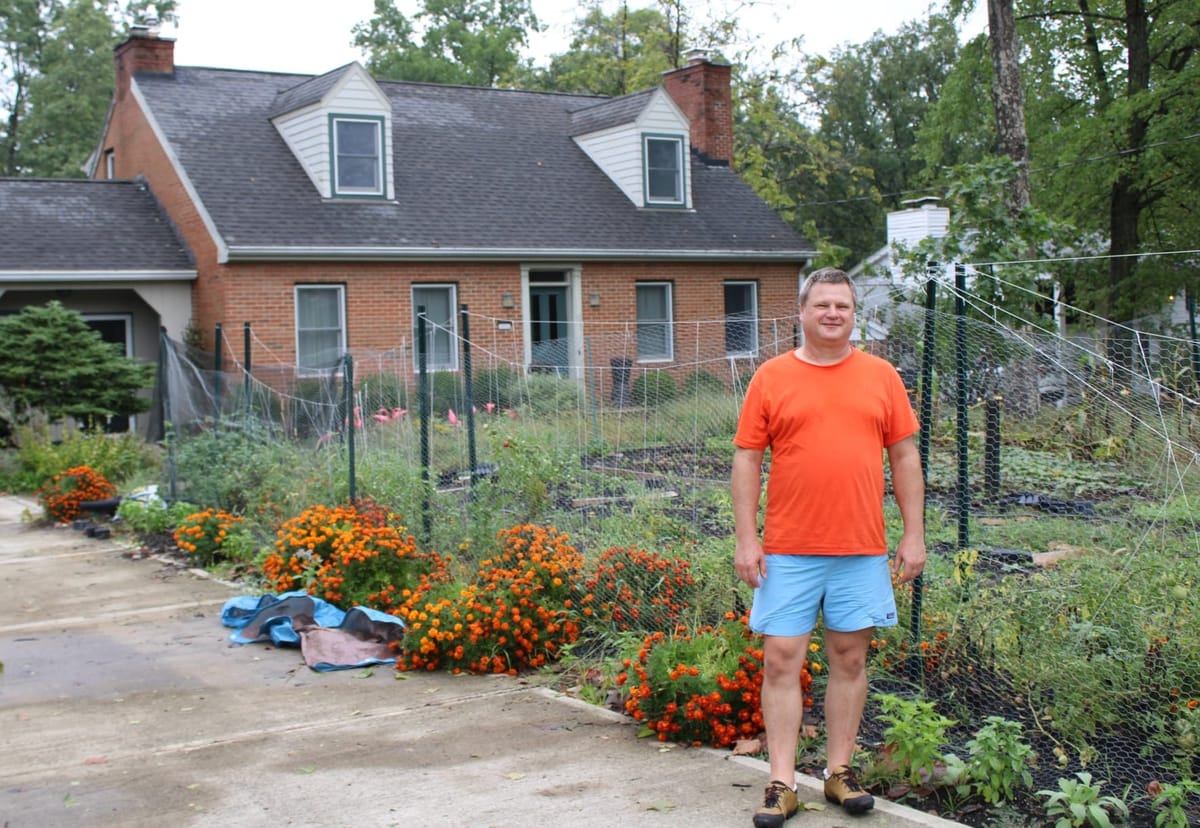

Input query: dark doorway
[84,315,133,433]
[529,278,569,375]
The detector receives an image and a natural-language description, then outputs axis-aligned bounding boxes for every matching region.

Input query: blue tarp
[221,591,406,672]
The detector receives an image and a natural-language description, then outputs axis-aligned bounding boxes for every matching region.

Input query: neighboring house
[5,26,813,427]
[847,197,950,343]
[0,177,195,433]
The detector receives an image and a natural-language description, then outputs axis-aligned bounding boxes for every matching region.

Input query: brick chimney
[113,23,175,104]
[662,49,734,167]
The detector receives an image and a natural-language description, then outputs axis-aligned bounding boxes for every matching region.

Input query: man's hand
[734,538,766,588]
[891,533,926,584]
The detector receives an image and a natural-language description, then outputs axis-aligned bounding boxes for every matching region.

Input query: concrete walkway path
[0,494,962,827]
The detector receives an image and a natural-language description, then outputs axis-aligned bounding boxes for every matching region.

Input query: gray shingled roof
[0,178,194,272]
[134,67,812,259]
[266,63,354,119]
[568,90,656,136]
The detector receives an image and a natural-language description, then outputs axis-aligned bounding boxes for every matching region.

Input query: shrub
[618,614,813,747]
[583,546,697,633]
[471,365,521,410]
[174,507,246,567]
[631,369,677,406]
[262,499,449,613]
[172,419,306,514]
[356,371,411,413]
[10,419,158,491]
[0,301,154,433]
[116,497,199,535]
[681,370,726,396]
[37,465,117,522]
[397,523,584,674]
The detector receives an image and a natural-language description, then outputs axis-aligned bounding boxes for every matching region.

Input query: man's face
[799,282,855,347]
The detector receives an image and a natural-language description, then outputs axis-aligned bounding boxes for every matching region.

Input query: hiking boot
[823,764,874,814]
[753,780,799,828]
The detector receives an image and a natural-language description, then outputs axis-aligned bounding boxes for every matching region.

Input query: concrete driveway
[0,495,961,828]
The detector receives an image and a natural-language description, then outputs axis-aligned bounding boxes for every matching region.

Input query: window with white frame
[724,281,759,356]
[643,134,684,206]
[636,282,673,361]
[412,285,458,371]
[331,115,384,197]
[295,285,346,373]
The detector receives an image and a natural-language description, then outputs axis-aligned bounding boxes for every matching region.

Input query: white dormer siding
[572,89,691,209]
[270,64,394,200]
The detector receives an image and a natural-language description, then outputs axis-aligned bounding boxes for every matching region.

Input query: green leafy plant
[631,369,677,406]
[1038,771,1130,828]
[874,693,957,787]
[965,716,1035,805]
[1149,778,1200,828]
[116,497,198,534]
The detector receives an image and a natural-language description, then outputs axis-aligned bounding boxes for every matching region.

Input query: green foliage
[516,2,675,95]
[353,0,538,87]
[680,370,726,397]
[513,372,584,417]
[471,364,520,410]
[964,716,1035,805]
[0,302,155,434]
[0,0,177,177]
[116,496,197,535]
[1038,772,1129,828]
[1150,778,1200,828]
[631,369,677,406]
[171,419,311,516]
[874,693,956,787]
[5,418,158,491]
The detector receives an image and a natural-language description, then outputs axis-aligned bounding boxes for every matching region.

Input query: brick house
[4,27,812,424]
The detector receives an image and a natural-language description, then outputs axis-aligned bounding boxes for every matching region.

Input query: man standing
[732,268,926,827]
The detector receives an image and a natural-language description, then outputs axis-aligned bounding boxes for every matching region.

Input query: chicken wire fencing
[157,265,1199,809]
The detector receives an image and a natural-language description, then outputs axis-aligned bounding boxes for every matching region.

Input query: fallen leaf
[64,792,79,808]
[83,757,108,765]
[298,765,316,774]
[504,773,526,781]
[354,668,375,679]
[732,738,763,755]
[645,801,676,812]
[799,801,825,811]
[394,672,408,680]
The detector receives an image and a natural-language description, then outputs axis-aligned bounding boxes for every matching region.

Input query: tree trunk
[987,0,1031,214]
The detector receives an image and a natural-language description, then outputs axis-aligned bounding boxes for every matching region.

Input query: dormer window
[331,115,384,197]
[643,134,685,206]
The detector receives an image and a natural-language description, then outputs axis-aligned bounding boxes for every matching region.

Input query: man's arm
[886,435,926,583]
[732,446,767,588]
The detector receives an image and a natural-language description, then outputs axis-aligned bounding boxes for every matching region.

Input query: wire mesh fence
[157,263,1199,809]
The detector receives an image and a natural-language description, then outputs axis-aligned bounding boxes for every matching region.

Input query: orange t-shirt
[733,348,918,556]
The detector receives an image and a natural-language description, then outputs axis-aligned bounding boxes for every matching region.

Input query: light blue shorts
[748,554,898,636]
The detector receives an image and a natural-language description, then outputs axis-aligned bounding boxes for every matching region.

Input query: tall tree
[795,13,962,265]
[0,0,175,177]
[986,0,1031,213]
[353,0,538,87]
[1017,0,1200,343]
[516,2,675,96]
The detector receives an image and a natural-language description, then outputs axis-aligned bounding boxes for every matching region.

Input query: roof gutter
[0,270,197,283]
[225,246,815,263]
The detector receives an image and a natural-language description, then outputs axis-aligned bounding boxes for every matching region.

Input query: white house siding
[271,66,394,200]
[273,106,332,196]
[575,123,645,206]
[574,89,690,208]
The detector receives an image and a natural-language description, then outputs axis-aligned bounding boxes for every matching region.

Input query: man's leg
[822,626,872,767]
[761,632,812,784]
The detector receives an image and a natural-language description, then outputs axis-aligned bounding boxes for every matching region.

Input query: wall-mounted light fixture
[589,291,601,307]
[500,292,515,308]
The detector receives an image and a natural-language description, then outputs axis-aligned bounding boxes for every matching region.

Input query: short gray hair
[799,267,857,308]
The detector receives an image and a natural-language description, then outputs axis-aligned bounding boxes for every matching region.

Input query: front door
[529,283,569,375]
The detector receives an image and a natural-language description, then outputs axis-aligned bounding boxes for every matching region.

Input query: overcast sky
[164,0,986,75]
